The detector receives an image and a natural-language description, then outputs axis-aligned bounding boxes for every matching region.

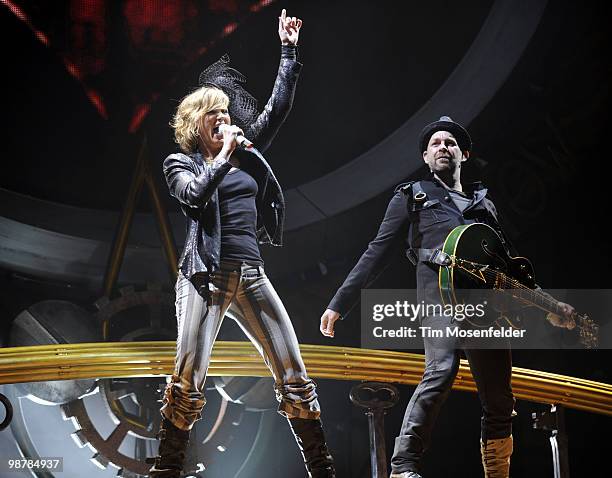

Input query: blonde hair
[171,86,229,153]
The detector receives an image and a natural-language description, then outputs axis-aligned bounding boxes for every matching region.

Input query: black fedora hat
[419,116,472,154]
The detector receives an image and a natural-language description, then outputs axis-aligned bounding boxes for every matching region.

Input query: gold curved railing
[1,341,610,416]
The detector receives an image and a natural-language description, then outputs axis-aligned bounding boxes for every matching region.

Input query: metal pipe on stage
[0,342,610,416]
[143,161,178,282]
[102,137,149,303]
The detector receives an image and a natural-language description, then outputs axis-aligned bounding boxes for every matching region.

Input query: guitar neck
[494,272,565,316]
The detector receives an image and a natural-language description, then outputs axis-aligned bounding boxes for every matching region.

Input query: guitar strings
[455,259,564,313]
[452,259,597,344]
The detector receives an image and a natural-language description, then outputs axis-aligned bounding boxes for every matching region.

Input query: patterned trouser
[160,260,320,431]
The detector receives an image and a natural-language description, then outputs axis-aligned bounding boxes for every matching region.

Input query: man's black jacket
[163,50,301,289]
[328,174,511,316]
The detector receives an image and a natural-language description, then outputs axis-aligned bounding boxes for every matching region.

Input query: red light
[85,88,108,119]
[63,59,81,80]
[129,104,151,133]
[250,0,275,13]
[1,0,27,21]
[34,30,49,46]
[222,22,237,37]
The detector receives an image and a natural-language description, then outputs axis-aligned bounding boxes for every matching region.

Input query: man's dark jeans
[390,314,515,474]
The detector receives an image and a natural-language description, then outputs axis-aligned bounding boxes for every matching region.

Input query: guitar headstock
[577,314,599,349]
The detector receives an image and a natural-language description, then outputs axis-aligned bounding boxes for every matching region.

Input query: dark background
[0,0,611,477]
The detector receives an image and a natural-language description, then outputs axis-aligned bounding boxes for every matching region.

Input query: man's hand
[320,309,340,338]
[546,301,576,330]
[278,9,302,46]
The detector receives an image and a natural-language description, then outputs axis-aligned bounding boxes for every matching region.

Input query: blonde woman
[148,10,335,478]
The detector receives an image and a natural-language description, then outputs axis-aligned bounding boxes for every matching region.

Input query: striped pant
[161,260,320,431]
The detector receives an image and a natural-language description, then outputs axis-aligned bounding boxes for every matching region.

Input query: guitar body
[439,223,535,305]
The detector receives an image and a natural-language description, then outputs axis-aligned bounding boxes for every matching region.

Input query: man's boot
[147,417,190,478]
[389,472,424,478]
[480,435,513,478]
[288,417,336,478]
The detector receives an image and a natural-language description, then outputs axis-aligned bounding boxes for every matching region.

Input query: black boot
[288,417,336,478]
[147,417,190,478]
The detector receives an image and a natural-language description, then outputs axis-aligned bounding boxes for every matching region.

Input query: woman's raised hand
[278,9,302,46]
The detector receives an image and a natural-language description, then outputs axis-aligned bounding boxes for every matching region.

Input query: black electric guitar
[438,223,599,349]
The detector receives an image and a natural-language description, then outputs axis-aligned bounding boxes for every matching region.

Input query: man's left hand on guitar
[546,301,576,329]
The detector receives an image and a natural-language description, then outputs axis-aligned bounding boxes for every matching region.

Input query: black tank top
[218,168,263,265]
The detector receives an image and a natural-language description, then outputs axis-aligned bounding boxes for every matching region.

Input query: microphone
[218,124,253,149]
